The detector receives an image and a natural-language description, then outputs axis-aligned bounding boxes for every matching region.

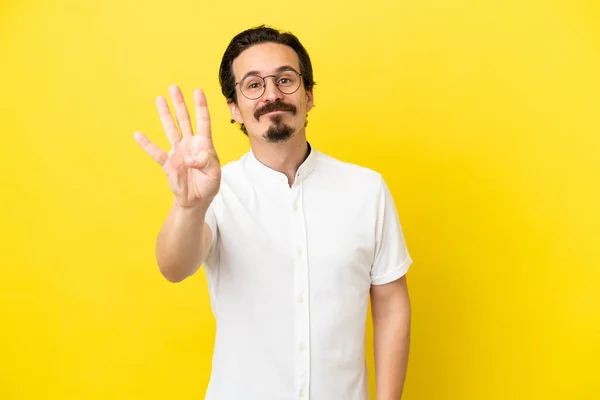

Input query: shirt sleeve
[370,177,413,285]
[203,200,219,268]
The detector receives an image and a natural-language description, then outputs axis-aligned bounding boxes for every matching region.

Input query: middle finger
[169,85,194,138]
[156,96,180,148]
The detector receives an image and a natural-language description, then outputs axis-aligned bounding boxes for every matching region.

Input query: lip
[262,110,288,116]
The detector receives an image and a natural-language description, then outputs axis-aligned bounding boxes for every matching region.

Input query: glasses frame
[235,69,303,100]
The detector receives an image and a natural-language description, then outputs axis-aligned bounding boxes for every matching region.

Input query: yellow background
[1,0,599,399]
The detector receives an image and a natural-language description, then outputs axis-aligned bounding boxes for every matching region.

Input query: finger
[169,85,194,139]
[133,131,168,166]
[185,150,220,180]
[194,88,213,146]
[156,96,181,148]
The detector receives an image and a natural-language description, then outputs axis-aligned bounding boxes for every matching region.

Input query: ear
[228,99,244,124]
[305,89,314,112]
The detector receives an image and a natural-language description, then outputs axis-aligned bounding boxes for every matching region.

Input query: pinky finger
[133,131,168,166]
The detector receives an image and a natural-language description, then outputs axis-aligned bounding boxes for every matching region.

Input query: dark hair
[219,25,316,105]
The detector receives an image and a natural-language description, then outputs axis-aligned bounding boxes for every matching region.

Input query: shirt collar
[245,142,318,186]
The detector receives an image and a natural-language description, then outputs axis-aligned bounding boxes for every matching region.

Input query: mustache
[254,100,297,120]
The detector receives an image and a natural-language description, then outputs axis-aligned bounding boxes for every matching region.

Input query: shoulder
[220,152,250,176]
[313,150,384,190]
[209,152,252,209]
[217,152,255,189]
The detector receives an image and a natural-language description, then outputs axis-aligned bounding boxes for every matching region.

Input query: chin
[264,121,295,143]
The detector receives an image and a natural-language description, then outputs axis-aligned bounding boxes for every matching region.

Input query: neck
[249,131,310,186]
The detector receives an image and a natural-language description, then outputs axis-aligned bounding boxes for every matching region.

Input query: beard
[253,100,297,143]
[264,114,295,143]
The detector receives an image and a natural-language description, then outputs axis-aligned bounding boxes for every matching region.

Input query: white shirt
[203,143,412,400]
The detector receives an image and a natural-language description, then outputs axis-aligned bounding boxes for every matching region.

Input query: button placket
[292,181,310,399]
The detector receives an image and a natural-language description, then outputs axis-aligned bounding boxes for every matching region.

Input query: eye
[277,71,298,87]
[244,77,264,91]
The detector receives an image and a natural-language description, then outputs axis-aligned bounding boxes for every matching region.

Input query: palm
[134,85,221,209]
[163,136,220,207]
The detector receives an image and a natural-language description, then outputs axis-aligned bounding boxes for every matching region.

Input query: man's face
[229,42,314,143]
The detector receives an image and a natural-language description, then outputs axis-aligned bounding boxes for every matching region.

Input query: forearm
[373,308,411,399]
[155,200,211,282]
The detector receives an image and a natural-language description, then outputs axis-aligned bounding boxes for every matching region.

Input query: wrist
[173,197,212,215]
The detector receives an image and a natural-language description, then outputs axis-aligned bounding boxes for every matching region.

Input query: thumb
[185,150,220,174]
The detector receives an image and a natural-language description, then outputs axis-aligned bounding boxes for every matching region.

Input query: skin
[133,86,219,283]
[371,276,412,399]
[133,41,411,399]
[229,42,314,186]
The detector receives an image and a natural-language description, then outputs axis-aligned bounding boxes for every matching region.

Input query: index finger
[194,89,213,145]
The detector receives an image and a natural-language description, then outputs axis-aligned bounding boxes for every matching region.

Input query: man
[134,25,412,400]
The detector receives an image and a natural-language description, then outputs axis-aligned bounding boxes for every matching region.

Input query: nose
[262,76,284,102]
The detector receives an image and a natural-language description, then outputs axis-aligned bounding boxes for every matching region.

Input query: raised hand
[134,85,221,209]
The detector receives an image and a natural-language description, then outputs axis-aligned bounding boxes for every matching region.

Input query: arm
[370,275,411,400]
[155,200,213,283]
[134,86,220,283]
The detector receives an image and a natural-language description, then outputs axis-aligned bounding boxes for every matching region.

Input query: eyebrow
[238,65,298,82]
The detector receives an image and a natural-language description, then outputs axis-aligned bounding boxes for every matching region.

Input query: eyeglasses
[235,69,303,100]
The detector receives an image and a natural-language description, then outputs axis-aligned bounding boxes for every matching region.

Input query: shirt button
[293,203,299,211]
[299,389,305,398]
[299,343,305,351]
[298,295,304,303]
[297,248,302,256]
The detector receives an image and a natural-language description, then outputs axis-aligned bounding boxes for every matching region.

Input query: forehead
[232,42,300,79]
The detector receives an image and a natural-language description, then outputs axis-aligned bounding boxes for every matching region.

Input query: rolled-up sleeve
[370,178,413,285]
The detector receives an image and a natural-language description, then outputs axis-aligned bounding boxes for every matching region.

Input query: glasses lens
[239,70,302,99]
[240,75,265,99]
[276,70,301,94]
